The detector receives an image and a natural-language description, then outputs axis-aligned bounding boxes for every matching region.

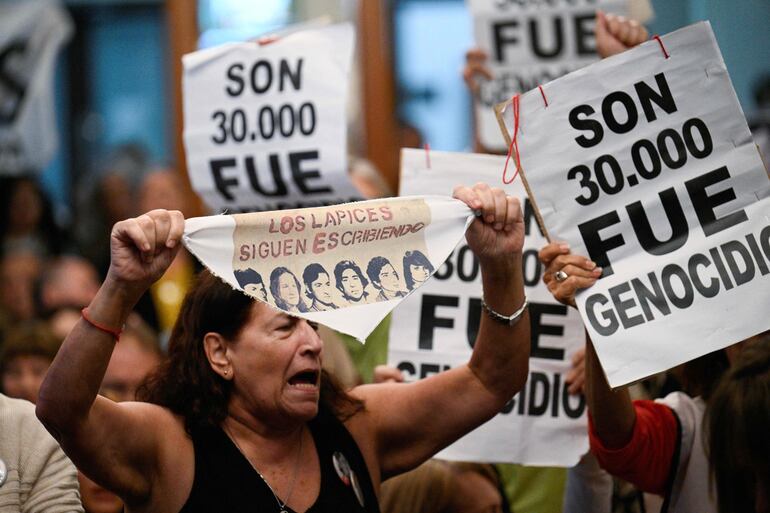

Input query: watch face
[0,458,7,487]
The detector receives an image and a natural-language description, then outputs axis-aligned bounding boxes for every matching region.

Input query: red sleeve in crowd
[588,399,678,495]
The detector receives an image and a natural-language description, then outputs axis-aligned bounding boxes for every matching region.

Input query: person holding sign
[539,242,770,513]
[35,183,530,513]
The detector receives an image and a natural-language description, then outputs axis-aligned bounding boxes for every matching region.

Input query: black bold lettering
[569,105,604,148]
[418,294,458,350]
[661,264,694,309]
[0,40,27,123]
[527,372,550,416]
[492,20,520,62]
[688,253,720,298]
[578,211,624,277]
[562,383,586,418]
[709,247,734,290]
[634,73,678,122]
[420,364,441,379]
[631,273,672,321]
[585,293,619,336]
[626,188,689,256]
[467,297,482,348]
[290,151,332,194]
[528,302,566,360]
[685,166,748,237]
[210,158,239,201]
[746,232,770,275]
[279,58,303,91]
[523,198,544,236]
[721,240,755,286]
[602,91,638,134]
[573,14,596,56]
[608,282,645,329]
[245,155,288,196]
[529,17,564,59]
[761,226,770,262]
[397,361,416,378]
[225,63,245,96]
[250,60,273,94]
[551,373,561,417]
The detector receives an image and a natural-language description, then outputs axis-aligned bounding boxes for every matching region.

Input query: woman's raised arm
[348,183,531,480]
[36,209,188,507]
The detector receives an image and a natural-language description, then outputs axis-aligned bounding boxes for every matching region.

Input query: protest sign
[0,0,72,175]
[467,0,629,151]
[498,22,770,387]
[389,149,588,466]
[183,196,473,341]
[183,23,360,214]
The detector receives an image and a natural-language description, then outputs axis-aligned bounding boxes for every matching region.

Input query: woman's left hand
[453,183,524,271]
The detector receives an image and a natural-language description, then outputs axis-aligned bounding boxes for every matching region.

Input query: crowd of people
[0,6,768,513]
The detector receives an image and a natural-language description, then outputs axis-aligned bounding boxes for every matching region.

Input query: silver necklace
[225,423,304,513]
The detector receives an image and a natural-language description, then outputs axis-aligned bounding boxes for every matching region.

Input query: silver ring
[555,270,569,282]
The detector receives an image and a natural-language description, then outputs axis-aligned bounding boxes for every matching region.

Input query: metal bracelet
[481,296,529,326]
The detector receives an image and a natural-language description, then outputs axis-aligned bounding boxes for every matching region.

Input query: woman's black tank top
[178,405,380,513]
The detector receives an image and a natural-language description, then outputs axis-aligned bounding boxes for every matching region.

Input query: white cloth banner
[0,0,72,175]
[390,149,588,466]
[504,22,770,387]
[183,23,360,213]
[467,0,629,151]
[183,196,473,341]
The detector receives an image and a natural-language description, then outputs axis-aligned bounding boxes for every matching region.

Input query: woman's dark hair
[679,348,730,401]
[706,334,770,513]
[402,250,433,290]
[137,271,363,433]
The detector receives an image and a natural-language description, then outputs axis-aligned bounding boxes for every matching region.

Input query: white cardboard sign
[467,0,629,151]
[503,22,770,387]
[183,23,360,214]
[0,0,72,175]
[389,149,588,466]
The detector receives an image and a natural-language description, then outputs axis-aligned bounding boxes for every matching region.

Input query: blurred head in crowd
[380,459,505,513]
[138,169,188,214]
[47,306,82,340]
[39,255,100,313]
[349,158,392,200]
[0,175,61,258]
[80,314,163,513]
[100,314,162,403]
[707,332,770,513]
[0,251,42,322]
[0,321,61,403]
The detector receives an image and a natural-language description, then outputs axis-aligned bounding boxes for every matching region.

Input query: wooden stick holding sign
[494,98,551,242]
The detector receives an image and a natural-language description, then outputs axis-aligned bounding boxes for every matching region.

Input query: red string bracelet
[81,308,122,342]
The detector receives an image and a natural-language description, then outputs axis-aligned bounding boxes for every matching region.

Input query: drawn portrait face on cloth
[230,198,434,316]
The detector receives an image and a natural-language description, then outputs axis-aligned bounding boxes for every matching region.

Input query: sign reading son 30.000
[507,22,770,388]
[183,23,360,213]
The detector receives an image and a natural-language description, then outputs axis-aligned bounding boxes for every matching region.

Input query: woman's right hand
[106,209,185,297]
[539,242,602,307]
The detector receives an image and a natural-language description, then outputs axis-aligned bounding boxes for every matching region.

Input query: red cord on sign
[424,142,431,169]
[652,35,670,59]
[502,94,522,185]
[538,85,549,107]
[258,35,280,46]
